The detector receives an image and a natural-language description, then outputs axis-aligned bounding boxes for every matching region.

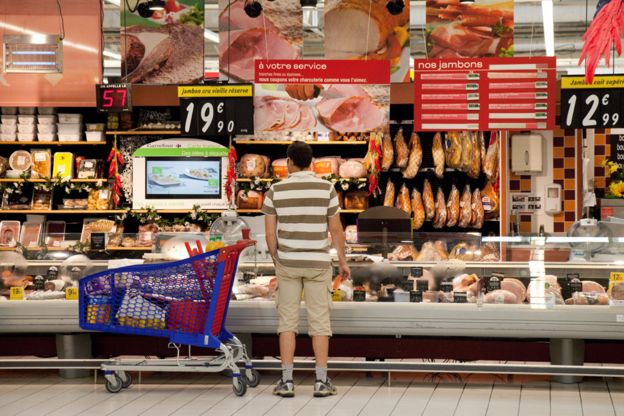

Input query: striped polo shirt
[261,170,339,269]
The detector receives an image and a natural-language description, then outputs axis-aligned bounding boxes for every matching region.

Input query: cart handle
[217,240,256,262]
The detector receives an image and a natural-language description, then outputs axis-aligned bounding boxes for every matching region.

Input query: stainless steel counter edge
[1,301,623,340]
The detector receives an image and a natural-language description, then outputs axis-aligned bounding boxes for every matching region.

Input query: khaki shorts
[274,260,333,337]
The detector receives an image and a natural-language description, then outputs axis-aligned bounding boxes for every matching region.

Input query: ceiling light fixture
[386,0,404,15]
[148,0,165,11]
[542,0,555,56]
[244,0,262,17]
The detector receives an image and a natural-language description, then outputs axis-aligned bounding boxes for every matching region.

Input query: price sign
[96,83,131,113]
[10,287,24,301]
[65,287,79,300]
[561,76,624,129]
[178,84,253,136]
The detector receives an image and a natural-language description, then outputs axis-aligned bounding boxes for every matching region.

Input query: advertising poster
[253,60,390,133]
[121,0,204,84]
[219,0,303,82]
[426,0,514,58]
[323,0,410,83]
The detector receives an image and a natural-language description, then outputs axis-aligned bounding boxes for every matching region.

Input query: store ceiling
[100,0,623,78]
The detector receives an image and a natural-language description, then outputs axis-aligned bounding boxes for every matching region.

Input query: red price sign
[96,84,131,112]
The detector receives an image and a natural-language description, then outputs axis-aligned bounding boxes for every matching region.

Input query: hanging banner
[561,75,624,129]
[121,1,204,84]
[413,56,556,131]
[323,0,410,83]
[426,0,514,59]
[253,60,390,133]
[219,0,303,82]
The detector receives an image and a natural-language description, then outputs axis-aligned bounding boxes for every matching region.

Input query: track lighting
[386,0,404,15]
[148,0,165,11]
[244,0,262,17]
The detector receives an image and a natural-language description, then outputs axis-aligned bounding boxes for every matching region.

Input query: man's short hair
[287,141,313,169]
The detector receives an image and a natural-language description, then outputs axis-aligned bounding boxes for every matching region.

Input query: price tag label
[96,83,131,113]
[178,84,253,137]
[10,287,24,300]
[561,76,624,129]
[65,287,79,300]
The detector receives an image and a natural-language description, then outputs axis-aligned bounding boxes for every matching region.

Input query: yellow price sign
[10,287,24,301]
[609,272,624,291]
[65,287,79,300]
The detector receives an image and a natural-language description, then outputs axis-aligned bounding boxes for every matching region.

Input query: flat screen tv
[145,157,222,199]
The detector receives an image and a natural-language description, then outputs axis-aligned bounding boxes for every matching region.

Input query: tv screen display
[145,157,222,199]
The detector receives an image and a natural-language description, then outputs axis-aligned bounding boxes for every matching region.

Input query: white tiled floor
[0,370,622,416]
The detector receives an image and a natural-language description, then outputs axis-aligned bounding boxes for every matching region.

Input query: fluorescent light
[103,50,121,60]
[204,29,219,43]
[542,0,555,56]
[104,0,120,5]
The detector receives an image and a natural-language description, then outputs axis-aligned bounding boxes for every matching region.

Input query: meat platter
[184,168,218,181]
[254,84,389,133]
[148,174,181,187]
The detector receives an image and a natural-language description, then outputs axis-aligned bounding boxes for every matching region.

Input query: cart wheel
[245,369,261,388]
[120,372,132,388]
[105,375,123,394]
[233,377,247,397]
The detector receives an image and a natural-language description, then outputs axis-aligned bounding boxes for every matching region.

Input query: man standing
[262,141,350,398]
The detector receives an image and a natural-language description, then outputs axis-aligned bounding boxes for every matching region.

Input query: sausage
[383,180,396,207]
[423,179,435,220]
[402,132,422,179]
[395,183,412,215]
[412,188,425,230]
[381,133,394,171]
[445,184,460,227]
[433,187,447,229]
[458,184,472,228]
[394,127,409,169]
[471,188,484,229]
[432,132,445,178]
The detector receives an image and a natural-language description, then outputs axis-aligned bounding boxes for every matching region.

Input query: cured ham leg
[432,132,445,178]
[394,128,409,169]
[423,179,435,220]
[458,184,472,228]
[433,187,447,229]
[446,184,460,227]
[402,132,423,179]
[412,189,425,230]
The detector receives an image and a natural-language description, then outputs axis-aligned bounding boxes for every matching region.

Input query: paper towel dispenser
[511,133,543,174]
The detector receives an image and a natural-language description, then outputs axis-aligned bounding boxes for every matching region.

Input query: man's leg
[279,331,296,381]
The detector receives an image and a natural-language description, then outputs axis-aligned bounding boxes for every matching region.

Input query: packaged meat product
[239,154,267,178]
[52,152,74,179]
[77,159,102,179]
[452,274,481,297]
[458,185,472,228]
[432,132,445,178]
[483,133,499,182]
[481,182,500,217]
[30,149,51,179]
[394,127,409,169]
[9,150,32,172]
[446,184,460,227]
[444,131,462,169]
[471,188,484,229]
[339,159,367,178]
[32,190,52,210]
[565,292,610,305]
[582,280,605,293]
[432,187,447,229]
[395,184,412,215]
[271,158,289,178]
[402,132,422,179]
[87,188,111,210]
[609,282,624,301]
[389,244,419,261]
[237,190,264,210]
[423,179,435,220]
[500,278,526,303]
[411,189,425,230]
[313,157,340,177]
[0,156,8,177]
[485,290,518,304]
[261,155,271,178]
[19,222,42,247]
[344,190,369,210]
[0,221,20,246]
[381,133,394,171]
[417,241,449,261]
[449,243,475,261]
[383,181,395,207]
[479,242,501,262]
[527,275,563,304]
[345,225,358,244]
[468,132,482,179]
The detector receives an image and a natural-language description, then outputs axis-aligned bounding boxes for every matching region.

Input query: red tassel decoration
[225,144,238,204]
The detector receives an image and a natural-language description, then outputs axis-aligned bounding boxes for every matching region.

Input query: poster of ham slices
[121,0,204,84]
[324,0,410,83]
[219,0,303,82]
[254,60,390,133]
[426,0,514,59]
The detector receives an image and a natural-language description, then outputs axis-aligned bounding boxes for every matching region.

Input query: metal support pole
[550,338,585,384]
[55,334,92,379]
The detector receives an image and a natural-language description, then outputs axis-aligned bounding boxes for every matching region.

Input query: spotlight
[244,0,262,17]
[300,0,317,9]
[386,0,404,15]
[148,0,165,11]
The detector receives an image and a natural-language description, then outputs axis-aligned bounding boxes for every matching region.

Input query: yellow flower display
[609,181,624,197]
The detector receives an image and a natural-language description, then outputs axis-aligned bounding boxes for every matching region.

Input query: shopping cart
[79,239,259,396]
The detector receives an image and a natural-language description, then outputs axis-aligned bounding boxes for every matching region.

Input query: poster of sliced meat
[324,0,410,83]
[254,60,390,133]
[218,0,303,82]
[426,0,514,59]
[121,0,204,84]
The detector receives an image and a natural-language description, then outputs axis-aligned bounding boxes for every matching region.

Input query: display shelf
[0,209,123,214]
[234,140,367,145]
[0,246,152,252]
[106,130,181,136]
[388,260,624,271]
[0,141,107,146]
[0,178,108,183]
[236,178,367,183]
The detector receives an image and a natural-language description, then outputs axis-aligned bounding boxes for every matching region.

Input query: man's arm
[328,214,350,279]
[265,214,278,263]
